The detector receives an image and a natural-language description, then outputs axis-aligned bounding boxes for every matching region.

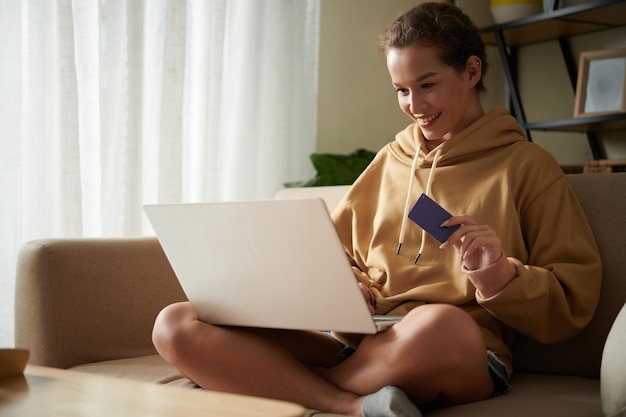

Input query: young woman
[152,3,601,416]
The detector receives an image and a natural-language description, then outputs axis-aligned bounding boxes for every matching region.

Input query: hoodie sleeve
[477,175,602,344]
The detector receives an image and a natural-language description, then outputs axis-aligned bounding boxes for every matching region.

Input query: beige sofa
[14,173,626,417]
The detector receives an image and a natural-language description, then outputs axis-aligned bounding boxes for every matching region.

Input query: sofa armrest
[14,237,186,369]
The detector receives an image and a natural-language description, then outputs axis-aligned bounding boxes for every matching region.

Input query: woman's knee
[403,304,483,344]
[342,305,491,404]
[389,304,487,372]
[152,302,199,362]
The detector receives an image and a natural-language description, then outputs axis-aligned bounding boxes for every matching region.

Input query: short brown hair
[378,2,488,93]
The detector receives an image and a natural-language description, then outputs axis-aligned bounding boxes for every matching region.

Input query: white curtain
[0,0,319,347]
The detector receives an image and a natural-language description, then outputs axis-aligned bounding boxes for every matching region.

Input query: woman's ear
[465,55,482,89]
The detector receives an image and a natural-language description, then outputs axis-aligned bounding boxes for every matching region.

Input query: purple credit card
[408,194,460,244]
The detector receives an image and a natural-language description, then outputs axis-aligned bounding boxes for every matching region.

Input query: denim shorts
[487,350,512,397]
[335,346,512,398]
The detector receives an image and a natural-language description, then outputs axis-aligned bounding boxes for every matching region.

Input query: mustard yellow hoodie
[331,107,602,364]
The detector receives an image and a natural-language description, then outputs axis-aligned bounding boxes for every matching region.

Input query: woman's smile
[416,112,441,126]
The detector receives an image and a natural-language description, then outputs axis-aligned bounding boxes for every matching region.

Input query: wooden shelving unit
[480,0,626,159]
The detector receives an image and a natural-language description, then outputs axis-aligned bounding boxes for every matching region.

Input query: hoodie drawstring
[396,143,421,256]
[396,133,442,264]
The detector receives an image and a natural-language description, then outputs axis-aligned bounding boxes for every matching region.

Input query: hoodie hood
[393,107,526,263]
[391,107,526,167]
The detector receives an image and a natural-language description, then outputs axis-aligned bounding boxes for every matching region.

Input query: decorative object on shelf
[574,48,626,118]
[583,159,626,173]
[489,0,542,24]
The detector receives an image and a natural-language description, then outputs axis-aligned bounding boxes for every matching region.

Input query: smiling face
[386,44,484,150]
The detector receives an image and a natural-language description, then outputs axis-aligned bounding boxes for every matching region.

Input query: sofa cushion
[427,373,601,417]
[601,302,626,417]
[308,373,601,417]
[70,357,602,417]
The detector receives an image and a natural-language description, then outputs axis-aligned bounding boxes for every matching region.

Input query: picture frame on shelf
[574,48,626,118]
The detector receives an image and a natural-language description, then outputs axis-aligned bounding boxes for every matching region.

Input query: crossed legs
[152,302,494,416]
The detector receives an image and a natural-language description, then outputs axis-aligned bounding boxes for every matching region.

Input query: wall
[316,0,626,164]
[316,0,419,155]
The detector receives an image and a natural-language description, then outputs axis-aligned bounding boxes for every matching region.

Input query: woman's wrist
[463,251,518,298]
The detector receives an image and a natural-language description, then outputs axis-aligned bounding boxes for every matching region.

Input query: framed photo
[574,48,626,118]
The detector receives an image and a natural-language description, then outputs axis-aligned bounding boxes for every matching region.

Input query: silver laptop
[144,198,401,334]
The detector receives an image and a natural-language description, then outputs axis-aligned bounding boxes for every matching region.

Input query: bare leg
[320,304,495,407]
[152,302,365,415]
[153,302,494,414]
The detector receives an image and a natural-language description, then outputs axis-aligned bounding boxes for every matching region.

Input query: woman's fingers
[441,216,502,269]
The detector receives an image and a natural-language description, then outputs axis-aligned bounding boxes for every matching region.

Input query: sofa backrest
[275,185,351,213]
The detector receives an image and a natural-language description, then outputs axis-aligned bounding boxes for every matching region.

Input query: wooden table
[0,365,305,417]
